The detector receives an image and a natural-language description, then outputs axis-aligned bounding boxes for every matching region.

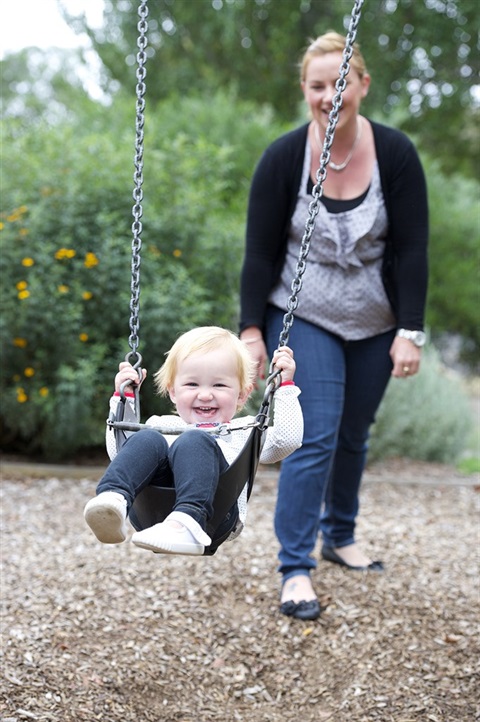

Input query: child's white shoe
[84,491,128,544]
[131,511,211,556]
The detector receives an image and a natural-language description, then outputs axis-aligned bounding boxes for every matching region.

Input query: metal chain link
[126,0,149,369]
[277,0,365,348]
[125,0,364,360]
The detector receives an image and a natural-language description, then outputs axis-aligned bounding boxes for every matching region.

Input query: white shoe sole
[131,528,204,556]
[84,496,127,544]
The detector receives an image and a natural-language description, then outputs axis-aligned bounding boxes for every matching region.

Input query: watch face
[398,329,426,346]
[413,331,426,347]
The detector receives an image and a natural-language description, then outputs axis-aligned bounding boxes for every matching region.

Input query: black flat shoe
[321,545,384,572]
[279,599,321,620]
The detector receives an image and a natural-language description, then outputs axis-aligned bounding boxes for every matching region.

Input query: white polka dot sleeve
[259,384,304,464]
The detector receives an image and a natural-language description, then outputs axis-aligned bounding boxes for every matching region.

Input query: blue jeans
[96,428,237,545]
[265,306,395,580]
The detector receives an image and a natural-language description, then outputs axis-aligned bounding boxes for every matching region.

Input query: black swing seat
[110,392,269,555]
[131,424,265,554]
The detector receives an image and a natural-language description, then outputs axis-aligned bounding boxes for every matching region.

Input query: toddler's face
[168,349,248,424]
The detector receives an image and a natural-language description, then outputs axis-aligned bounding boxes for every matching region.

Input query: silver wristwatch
[396,329,426,347]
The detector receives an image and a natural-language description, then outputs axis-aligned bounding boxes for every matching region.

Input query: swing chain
[277,0,365,349]
[127,0,149,369]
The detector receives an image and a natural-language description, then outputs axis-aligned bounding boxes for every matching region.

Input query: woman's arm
[377,124,429,329]
[240,126,308,332]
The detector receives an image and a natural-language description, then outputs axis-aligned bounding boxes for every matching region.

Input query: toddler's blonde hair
[154,326,256,408]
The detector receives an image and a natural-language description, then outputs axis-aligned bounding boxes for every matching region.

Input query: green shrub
[457,457,480,475]
[368,345,474,464]
[2,88,477,462]
[424,158,480,366]
[0,92,284,459]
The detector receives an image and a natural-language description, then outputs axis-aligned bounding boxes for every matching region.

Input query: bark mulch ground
[1,458,479,722]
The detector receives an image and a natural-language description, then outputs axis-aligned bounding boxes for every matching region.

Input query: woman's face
[301,51,370,131]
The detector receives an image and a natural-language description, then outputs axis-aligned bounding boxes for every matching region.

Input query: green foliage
[368,346,473,464]
[423,157,480,365]
[457,457,480,474]
[60,0,480,179]
[0,92,284,459]
[1,79,478,462]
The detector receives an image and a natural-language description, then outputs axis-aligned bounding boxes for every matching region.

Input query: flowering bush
[0,93,278,458]
[0,122,132,455]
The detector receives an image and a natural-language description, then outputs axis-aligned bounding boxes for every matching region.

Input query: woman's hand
[114,361,147,393]
[390,336,421,378]
[271,345,296,383]
[241,328,268,381]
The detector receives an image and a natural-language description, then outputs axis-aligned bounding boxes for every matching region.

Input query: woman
[239,32,428,620]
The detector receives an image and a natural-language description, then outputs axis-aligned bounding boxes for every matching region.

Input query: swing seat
[130,425,265,555]
[111,384,273,555]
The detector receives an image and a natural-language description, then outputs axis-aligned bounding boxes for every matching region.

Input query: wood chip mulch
[1,460,479,722]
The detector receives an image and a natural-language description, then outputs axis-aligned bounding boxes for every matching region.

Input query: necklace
[314,119,362,172]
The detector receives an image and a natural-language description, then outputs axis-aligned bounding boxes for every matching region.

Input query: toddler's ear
[238,385,253,407]
[168,387,176,403]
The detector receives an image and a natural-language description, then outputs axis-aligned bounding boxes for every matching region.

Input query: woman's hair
[154,326,256,404]
[299,31,368,82]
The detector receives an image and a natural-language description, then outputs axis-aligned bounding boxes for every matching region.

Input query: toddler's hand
[271,346,296,383]
[114,361,147,393]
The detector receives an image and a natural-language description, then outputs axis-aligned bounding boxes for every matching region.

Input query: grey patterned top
[269,139,396,340]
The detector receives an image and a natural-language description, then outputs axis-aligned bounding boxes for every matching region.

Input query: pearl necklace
[314,118,362,172]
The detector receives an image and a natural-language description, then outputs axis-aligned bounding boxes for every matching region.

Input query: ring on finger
[403,366,410,375]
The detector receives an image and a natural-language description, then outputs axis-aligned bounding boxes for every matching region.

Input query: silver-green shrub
[368,345,474,464]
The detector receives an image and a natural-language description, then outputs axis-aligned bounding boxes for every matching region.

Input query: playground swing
[107,0,365,554]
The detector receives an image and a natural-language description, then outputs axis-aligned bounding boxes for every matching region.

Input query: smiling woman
[239,26,429,619]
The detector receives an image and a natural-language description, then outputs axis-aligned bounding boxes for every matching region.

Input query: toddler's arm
[105,362,147,460]
[259,345,303,463]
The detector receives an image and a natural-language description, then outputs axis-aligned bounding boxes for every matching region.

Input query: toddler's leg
[84,429,170,544]
[132,430,229,555]
[169,430,229,527]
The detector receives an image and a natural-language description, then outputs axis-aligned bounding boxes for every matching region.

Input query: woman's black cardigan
[240,120,428,334]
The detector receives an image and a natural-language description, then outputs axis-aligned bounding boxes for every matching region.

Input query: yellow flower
[173,249,182,258]
[18,290,30,300]
[13,337,28,348]
[16,388,28,403]
[0,222,4,230]
[19,228,29,236]
[24,367,35,377]
[84,252,99,268]
[21,257,35,267]
[79,333,89,342]
[16,281,28,290]
[18,205,28,214]
[55,248,76,260]
[39,387,49,397]
[7,213,19,222]
[82,291,93,300]
[58,285,69,293]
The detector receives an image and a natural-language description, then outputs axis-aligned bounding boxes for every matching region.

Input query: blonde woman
[240,33,428,619]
